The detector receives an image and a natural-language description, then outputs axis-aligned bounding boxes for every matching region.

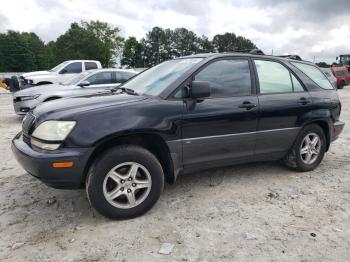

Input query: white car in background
[19,60,102,87]
[13,68,138,115]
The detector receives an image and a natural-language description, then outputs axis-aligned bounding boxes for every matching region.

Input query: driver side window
[194,59,252,98]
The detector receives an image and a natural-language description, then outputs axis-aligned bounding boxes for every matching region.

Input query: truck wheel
[283,124,326,172]
[86,145,164,219]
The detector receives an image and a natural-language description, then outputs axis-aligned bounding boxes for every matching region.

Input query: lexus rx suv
[12,52,344,219]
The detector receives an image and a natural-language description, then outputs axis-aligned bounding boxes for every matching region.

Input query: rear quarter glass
[291,62,334,90]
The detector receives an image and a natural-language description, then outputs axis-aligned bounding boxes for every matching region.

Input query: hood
[14,83,73,97]
[22,71,53,78]
[33,92,149,120]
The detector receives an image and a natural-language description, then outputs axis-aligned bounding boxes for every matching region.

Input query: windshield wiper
[111,87,139,95]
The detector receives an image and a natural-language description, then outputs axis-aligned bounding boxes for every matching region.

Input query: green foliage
[0,31,52,71]
[316,62,330,68]
[54,21,123,67]
[123,27,258,67]
[0,21,257,71]
[121,37,144,68]
[212,33,256,52]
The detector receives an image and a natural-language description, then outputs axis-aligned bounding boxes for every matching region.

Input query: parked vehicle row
[12,51,344,219]
[13,68,138,114]
[20,60,102,87]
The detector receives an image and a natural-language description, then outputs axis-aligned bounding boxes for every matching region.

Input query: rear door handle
[238,101,257,110]
[298,97,311,105]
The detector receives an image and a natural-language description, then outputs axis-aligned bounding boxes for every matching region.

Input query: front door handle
[238,101,257,110]
[298,97,311,105]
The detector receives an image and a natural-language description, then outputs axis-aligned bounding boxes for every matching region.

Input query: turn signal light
[52,162,74,168]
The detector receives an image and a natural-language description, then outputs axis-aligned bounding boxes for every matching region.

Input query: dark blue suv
[12,52,344,219]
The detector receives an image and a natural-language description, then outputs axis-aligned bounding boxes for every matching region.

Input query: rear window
[291,62,334,90]
[85,62,98,70]
[335,70,345,77]
[115,72,136,83]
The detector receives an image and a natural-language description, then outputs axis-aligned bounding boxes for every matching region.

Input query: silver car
[13,69,138,115]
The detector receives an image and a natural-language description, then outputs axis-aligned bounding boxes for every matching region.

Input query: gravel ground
[0,89,349,262]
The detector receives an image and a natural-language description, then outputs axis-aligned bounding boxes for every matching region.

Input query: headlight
[20,95,40,101]
[31,121,76,150]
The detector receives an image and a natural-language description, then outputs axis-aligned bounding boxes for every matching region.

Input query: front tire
[86,145,164,219]
[283,124,326,172]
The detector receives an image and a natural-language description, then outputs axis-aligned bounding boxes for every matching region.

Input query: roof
[179,52,314,65]
[65,60,101,63]
[83,68,139,74]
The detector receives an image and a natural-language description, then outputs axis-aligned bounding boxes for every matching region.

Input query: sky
[1,0,350,63]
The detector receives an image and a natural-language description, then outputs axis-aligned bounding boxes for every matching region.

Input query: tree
[82,20,124,67]
[198,35,214,53]
[141,27,173,67]
[121,37,144,68]
[212,33,256,52]
[316,62,330,68]
[53,21,123,67]
[170,28,201,57]
[0,31,50,72]
[0,23,258,71]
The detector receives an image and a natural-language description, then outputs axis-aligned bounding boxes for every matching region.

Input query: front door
[181,58,259,170]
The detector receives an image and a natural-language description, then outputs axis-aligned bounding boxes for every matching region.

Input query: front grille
[22,112,36,136]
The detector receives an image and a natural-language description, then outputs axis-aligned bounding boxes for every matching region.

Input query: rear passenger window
[85,62,98,70]
[115,72,135,83]
[291,62,334,90]
[255,60,293,94]
[86,72,113,85]
[194,59,251,97]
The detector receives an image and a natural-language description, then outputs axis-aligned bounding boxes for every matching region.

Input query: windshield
[340,55,350,65]
[122,58,203,96]
[62,71,92,85]
[49,61,69,72]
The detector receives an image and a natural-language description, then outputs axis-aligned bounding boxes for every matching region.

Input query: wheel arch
[43,96,61,102]
[82,132,175,186]
[36,81,53,85]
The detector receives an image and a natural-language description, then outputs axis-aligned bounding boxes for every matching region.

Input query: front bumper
[11,132,93,189]
[13,98,40,115]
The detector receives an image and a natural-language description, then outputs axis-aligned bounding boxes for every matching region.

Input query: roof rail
[234,49,265,55]
[276,55,302,61]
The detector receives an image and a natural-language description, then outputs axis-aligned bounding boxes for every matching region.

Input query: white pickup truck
[20,60,102,86]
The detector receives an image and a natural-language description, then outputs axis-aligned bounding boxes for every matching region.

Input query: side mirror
[59,69,67,74]
[78,80,90,87]
[190,81,211,99]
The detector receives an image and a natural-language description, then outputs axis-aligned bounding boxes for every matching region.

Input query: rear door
[181,58,259,170]
[253,59,313,160]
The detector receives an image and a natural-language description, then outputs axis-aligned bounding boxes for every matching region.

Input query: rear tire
[283,124,326,172]
[86,145,164,220]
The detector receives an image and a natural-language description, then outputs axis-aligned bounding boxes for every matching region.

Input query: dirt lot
[0,89,349,262]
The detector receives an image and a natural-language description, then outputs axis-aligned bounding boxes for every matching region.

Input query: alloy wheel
[300,132,321,165]
[103,162,152,209]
